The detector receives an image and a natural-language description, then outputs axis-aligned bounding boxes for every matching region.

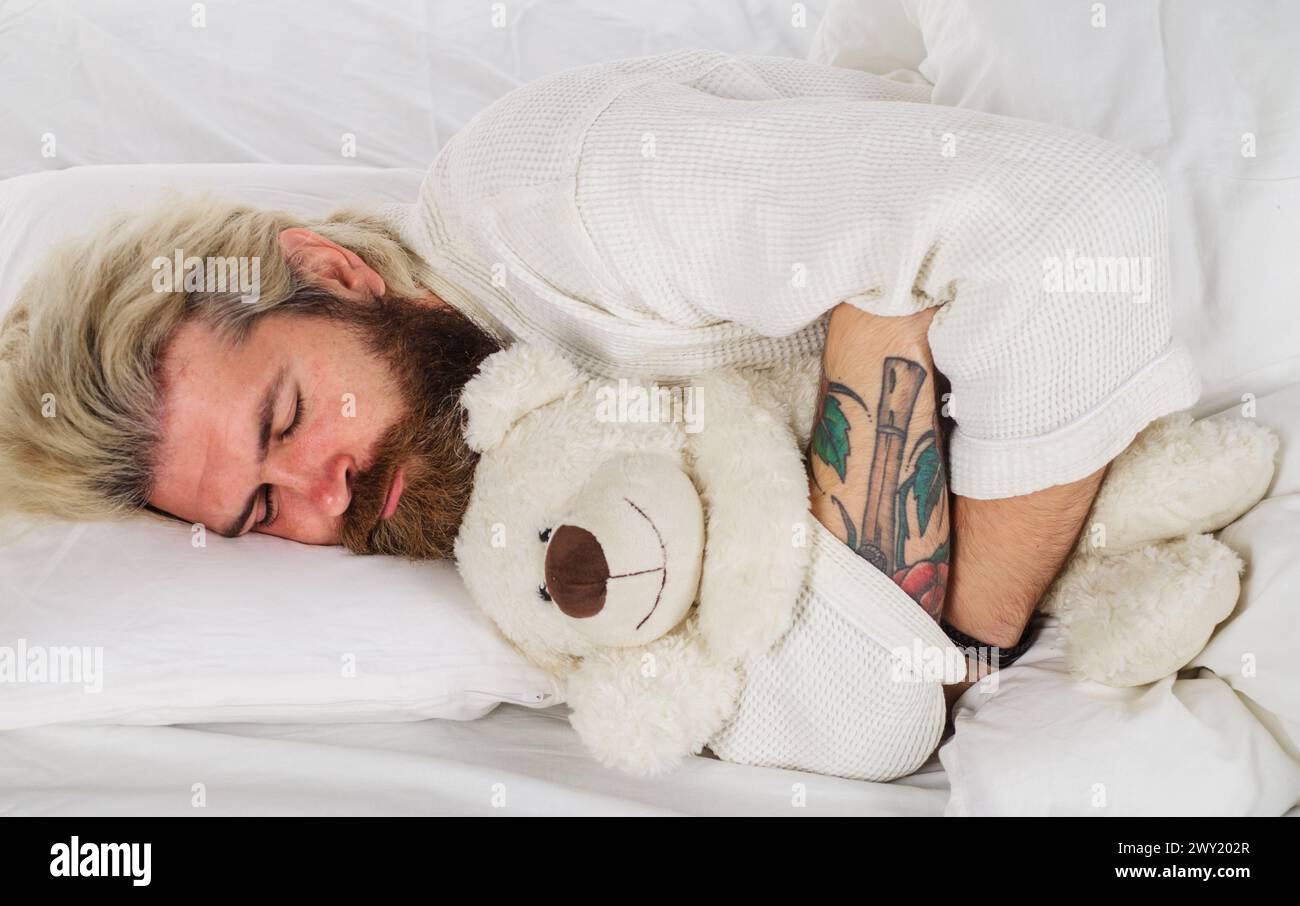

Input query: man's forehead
[159,317,238,375]
[151,320,268,521]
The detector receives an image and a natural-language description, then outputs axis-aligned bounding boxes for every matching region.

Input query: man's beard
[327,296,500,560]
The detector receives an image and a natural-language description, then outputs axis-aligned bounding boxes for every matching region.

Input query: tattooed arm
[810,302,1106,684]
[810,304,950,620]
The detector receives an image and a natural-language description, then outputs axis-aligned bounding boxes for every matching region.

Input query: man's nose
[269,452,355,519]
[309,453,355,517]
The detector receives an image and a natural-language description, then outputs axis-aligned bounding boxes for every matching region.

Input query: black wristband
[940,613,1041,670]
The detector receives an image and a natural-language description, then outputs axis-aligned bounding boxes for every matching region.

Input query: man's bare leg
[809,303,1104,695]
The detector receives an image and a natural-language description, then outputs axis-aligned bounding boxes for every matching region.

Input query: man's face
[149,290,498,560]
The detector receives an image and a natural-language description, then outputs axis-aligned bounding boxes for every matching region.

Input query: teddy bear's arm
[686,370,811,662]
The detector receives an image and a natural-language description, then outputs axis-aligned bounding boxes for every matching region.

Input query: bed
[1,0,1297,817]
[0,709,950,816]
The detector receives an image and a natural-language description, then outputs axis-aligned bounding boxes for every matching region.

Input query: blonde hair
[0,194,434,521]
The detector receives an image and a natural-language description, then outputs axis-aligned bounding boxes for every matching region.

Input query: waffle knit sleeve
[574,54,1200,497]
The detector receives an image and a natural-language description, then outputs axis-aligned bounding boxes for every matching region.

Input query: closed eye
[255,389,307,532]
[256,484,276,530]
[283,389,306,440]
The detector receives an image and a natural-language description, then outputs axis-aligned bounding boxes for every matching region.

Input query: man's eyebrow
[219,366,286,538]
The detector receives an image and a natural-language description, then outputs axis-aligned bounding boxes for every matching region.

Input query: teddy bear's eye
[538,527,552,542]
[537,584,552,602]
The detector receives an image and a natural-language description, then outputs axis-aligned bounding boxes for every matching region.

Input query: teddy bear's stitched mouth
[614,497,669,631]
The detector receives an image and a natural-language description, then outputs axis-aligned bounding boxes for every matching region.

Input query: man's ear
[460,344,584,453]
[277,227,386,301]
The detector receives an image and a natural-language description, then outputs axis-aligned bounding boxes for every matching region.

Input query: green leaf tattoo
[812,393,851,482]
[912,442,945,535]
[812,381,868,483]
[894,474,912,571]
[892,440,948,569]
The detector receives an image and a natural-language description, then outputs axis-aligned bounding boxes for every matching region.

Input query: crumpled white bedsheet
[0,705,948,817]
[941,621,1300,817]
[940,383,1300,816]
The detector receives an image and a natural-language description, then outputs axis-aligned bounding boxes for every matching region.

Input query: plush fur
[1049,534,1243,685]
[455,344,1280,773]
[565,616,742,774]
[1074,411,1279,556]
[453,344,817,773]
[1044,413,1278,685]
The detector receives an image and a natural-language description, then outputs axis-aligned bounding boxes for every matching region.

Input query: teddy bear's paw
[698,570,803,663]
[1081,413,1278,556]
[565,632,742,775]
[1053,533,1243,687]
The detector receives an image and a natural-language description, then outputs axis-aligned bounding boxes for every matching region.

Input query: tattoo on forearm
[811,356,950,620]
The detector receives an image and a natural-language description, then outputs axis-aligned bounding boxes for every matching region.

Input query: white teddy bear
[453,343,1278,775]
[1042,411,1278,685]
[453,343,819,774]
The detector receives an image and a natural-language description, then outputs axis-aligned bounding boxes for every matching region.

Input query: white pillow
[810,0,1300,416]
[0,164,559,727]
[0,517,558,728]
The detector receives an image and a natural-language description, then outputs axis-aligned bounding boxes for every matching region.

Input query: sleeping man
[0,51,1199,771]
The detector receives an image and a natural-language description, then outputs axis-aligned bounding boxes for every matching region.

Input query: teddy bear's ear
[460,343,584,452]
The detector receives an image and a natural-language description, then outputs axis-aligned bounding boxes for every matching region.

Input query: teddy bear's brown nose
[544,524,610,618]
